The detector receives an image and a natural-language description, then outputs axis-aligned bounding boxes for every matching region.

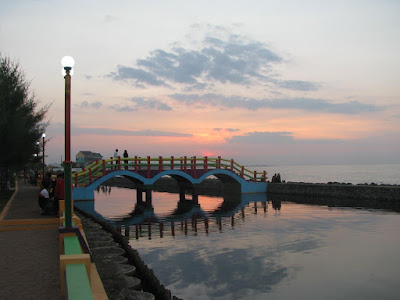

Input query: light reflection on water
[78,187,400,300]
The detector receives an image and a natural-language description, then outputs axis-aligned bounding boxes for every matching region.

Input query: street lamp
[61,55,75,228]
[41,133,46,182]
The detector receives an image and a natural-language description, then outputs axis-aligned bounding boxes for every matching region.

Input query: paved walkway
[0,181,64,300]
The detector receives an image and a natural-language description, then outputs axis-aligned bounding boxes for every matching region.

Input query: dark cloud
[46,122,191,138]
[170,93,381,114]
[213,128,240,132]
[74,93,379,115]
[108,105,137,112]
[107,97,172,112]
[227,131,295,144]
[74,101,102,110]
[103,14,119,23]
[202,36,281,84]
[109,65,166,87]
[108,30,318,91]
[268,98,380,114]
[227,131,347,145]
[72,127,192,137]
[129,97,172,111]
[182,81,208,92]
[137,48,209,84]
[278,80,320,91]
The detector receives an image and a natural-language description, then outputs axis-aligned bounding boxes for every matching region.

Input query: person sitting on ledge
[38,182,51,215]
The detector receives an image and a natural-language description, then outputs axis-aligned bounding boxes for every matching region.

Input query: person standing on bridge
[113,149,119,169]
[123,150,129,170]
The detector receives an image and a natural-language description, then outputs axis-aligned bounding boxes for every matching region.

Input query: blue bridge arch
[73,169,267,201]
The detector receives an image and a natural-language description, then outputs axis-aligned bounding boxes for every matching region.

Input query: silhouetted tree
[0,55,49,189]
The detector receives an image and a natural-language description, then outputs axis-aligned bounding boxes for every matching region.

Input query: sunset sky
[2,0,399,166]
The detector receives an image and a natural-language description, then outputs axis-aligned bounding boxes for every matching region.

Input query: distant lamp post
[34,144,39,177]
[61,55,75,228]
[41,133,46,180]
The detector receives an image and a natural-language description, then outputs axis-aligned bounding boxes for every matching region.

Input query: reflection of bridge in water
[75,188,282,240]
[73,157,271,239]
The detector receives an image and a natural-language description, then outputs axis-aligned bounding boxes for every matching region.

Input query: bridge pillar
[125,225,130,237]
[136,188,143,203]
[192,187,198,204]
[178,182,199,202]
[179,187,186,202]
[145,189,152,204]
[136,185,153,205]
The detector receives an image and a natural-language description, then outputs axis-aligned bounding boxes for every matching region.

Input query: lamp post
[35,142,39,183]
[61,55,75,228]
[41,133,46,181]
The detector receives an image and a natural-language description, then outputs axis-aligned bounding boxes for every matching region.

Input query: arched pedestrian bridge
[72,156,268,201]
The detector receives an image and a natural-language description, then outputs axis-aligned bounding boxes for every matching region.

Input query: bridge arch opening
[73,168,267,203]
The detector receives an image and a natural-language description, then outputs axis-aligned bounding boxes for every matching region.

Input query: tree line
[0,54,50,190]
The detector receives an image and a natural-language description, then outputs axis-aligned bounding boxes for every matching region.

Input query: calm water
[83,181,400,300]
[252,163,400,185]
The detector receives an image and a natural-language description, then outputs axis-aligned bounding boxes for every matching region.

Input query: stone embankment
[105,176,400,211]
[76,209,182,300]
[267,182,400,211]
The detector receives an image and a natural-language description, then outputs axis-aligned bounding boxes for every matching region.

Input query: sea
[252,163,400,185]
[78,163,400,300]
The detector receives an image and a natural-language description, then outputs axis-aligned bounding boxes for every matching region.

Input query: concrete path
[0,181,64,300]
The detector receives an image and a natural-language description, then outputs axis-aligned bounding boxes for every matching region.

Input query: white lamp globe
[41,133,46,138]
[61,56,75,68]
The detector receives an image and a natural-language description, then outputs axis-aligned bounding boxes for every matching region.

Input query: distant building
[76,151,103,167]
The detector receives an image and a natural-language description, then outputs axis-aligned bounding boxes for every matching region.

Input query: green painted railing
[73,156,267,186]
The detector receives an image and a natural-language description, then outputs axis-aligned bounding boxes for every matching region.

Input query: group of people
[38,172,65,215]
[114,149,129,159]
[114,149,129,169]
[271,173,282,183]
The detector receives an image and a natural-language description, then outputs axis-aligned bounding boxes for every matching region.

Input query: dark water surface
[82,187,400,300]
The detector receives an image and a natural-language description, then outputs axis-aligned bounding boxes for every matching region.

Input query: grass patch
[0,190,15,213]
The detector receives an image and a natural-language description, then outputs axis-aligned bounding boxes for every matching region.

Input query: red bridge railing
[73,156,267,187]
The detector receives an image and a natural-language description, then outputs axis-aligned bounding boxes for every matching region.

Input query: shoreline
[75,208,181,300]
[267,182,400,212]
[102,177,400,212]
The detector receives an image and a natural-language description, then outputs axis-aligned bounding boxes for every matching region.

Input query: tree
[0,55,49,189]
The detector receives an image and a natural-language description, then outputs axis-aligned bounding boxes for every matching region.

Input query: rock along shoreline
[75,208,183,300]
